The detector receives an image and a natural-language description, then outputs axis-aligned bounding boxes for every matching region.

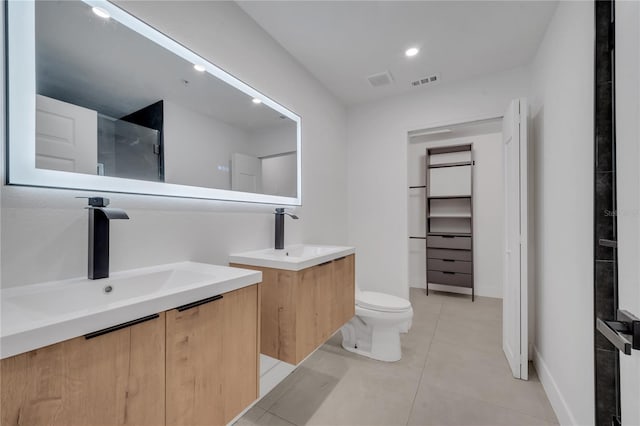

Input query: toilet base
[340,313,410,362]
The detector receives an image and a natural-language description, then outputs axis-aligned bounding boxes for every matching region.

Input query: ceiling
[238,1,558,105]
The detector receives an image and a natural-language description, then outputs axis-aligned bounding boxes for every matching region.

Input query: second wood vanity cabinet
[0,284,259,426]
[231,254,355,364]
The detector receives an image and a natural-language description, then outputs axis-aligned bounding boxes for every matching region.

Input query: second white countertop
[229,244,355,271]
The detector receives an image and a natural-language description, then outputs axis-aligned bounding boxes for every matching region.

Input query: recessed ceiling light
[405,47,420,58]
[252,98,262,104]
[193,64,206,72]
[92,7,110,19]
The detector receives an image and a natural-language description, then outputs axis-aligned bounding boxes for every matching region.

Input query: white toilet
[340,286,413,362]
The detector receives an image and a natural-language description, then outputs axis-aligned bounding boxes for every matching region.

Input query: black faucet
[274,208,298,250]
[81,197,129,279]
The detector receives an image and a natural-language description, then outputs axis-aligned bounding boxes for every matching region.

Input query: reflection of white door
[616,2,640,423]
[36,95,97,174]
[231,153,262,193]
[502,98,529,380]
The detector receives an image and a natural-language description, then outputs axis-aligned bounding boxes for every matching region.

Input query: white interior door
[502,98,529,380]
[616,1,640,423]
[36,94,97,174]
[231,152,262,193]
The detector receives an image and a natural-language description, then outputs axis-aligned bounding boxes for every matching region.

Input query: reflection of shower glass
[98,114,164,182]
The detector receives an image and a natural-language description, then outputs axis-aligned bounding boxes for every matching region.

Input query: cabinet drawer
[427,249,472,261]
[427,235,471,250]
[428,270,472,288]
[428,259,472,274]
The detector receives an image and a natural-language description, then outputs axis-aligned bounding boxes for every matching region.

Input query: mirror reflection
[34,1,298,197]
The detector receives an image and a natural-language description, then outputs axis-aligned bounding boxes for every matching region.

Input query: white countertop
[229,244,355,271]
[0,261,261,359]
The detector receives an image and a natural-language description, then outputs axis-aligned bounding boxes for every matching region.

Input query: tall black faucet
[81,197,129,279]
[274,208,298,250]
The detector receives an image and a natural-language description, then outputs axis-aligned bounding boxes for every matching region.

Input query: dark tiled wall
[593,1,620,425]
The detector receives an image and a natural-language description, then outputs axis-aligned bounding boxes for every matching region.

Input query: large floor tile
[422,340,557,423]
[234,406,268,426]
[408,384,551,426]
[237,289,558,426]
[304,360,421,426]
[257,366,307,410]
[254,412,298,426]
[439,295,502,324]
[432,310,503,358]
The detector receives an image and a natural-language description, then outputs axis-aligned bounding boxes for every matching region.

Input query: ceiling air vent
[410,73,441,88]
[367,71,394,88]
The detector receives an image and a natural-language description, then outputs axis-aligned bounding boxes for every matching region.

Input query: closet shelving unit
[423,144,474,301]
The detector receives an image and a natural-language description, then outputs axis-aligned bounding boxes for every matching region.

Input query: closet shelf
[428,214,472,219]
[427,232,472,237]
[427,195,471,199]
[428,161,473,169]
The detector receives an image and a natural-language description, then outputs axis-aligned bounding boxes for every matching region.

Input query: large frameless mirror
[6,0,302,205]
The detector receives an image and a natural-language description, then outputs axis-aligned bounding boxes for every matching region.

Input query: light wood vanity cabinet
[232,254,355,364]
[0,285,259,426]
[1,313,166,426]
[166,284,259,426]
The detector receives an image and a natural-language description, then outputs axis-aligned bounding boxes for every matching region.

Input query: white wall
[347,67,529,299]
[262,154,297,198]
[247,122,297,158]
[247,122,298,197]
[529,2,594,425]
[163,100,251,190]
[0,1,348,288]
[408,132,504,298]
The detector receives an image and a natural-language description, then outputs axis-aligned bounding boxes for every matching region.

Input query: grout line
[405,299,442,425]
[265,410,299,426]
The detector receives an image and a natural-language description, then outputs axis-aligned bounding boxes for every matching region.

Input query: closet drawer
[428,259,472,274]
[428,270,472,288]
[427,249,472,262]
[427,235,471,250]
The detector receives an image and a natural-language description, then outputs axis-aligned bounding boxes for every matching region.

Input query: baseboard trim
[533,345,577,425]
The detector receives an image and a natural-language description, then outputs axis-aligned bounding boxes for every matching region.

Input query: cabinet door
[166,296,225,426]
[296,266,319,362]
[222,285,259,423]
[257,267,296,363]
[1,313,165,426]
[333,255,356,331]
[166,286,260,426]
[315,261,335,342]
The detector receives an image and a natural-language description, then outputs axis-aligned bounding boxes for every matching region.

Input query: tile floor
[235,289,558,426]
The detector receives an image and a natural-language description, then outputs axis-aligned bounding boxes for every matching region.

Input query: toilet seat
[356,291,411,313]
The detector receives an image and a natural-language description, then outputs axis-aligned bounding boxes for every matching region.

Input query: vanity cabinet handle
[318,261,333,267]
[334,256,347,262]
[176,294,223,312]
[443,271,456,275]
[85,314,160,339]
[443,259,455,262]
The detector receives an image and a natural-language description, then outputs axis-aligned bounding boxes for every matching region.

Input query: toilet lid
[356,291,411,313]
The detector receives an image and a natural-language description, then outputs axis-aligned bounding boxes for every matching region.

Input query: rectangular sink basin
[1,261,261,359]
[229,244,355,271]
[6,268,215,318]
